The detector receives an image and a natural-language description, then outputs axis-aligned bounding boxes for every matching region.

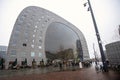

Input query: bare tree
[112,25,120,41]
[59,44,64,52]
[118,25,120,36]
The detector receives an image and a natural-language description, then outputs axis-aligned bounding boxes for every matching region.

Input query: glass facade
[45,22,81,60]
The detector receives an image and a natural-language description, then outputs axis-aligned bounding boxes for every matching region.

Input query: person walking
[95,64,99,73]
[59,61,62,71]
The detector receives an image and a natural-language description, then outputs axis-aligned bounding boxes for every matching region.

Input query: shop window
[23,43,27,47]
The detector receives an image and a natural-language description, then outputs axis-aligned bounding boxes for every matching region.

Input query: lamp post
[84,0,108,72]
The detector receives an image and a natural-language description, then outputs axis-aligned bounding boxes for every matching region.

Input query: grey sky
[0,0,120,58]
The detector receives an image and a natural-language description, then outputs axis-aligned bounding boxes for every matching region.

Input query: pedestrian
[95,65,99,72]
[100,65,103,71]
[79,62,83,69]
[72,61,75,71]
[59,62,62,71]
[0,58,5,69]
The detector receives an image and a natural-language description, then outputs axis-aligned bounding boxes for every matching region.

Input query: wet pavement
[0,63,120,80]
[0,66,61,77]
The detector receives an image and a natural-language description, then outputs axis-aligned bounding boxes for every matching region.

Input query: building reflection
[45,22,82,61]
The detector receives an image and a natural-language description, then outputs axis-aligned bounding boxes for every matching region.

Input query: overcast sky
[0,0,120,58]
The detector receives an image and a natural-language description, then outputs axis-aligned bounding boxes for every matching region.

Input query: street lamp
[84,0,108,72]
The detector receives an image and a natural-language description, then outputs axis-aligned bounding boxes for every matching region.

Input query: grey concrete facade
[7,6,89,66]
[0,46,7,59]
[105,41,120,66]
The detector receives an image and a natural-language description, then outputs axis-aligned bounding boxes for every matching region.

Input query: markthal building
[7,6,89,66]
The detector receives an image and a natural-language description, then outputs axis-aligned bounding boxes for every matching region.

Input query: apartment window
[34,29,36,32]
[31,52,35,57]
[31,44,34,48]
[42,24,45,27]
[39,36,42,39]
[41,16,44,19]
[38,18,41,21]
[32,40,34,43]
[15,25,21,31]
[25,32,28,36]
[23,43,27,47]
[39,39,42,43]
[11,40,17,46]
[10,50,16,56]
[14,33,19,37]
[35,25,37,28]
[38,46,42,49]
[33,35,35,37]
[39,53,42,57]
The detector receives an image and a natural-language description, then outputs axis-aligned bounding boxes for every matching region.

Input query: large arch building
[7,6,89,66]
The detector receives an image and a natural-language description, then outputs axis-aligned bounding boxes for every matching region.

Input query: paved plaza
[0,64,120,80]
